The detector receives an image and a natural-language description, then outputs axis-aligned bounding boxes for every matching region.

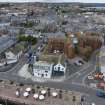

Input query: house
[33,61,53,78]
[54,63,66,73]
[53,55,66,73]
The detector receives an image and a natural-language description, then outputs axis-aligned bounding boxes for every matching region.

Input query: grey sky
[1,0,105,3]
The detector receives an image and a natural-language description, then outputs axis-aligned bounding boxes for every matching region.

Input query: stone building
[48,38,65,53]
[47,32,76,59]
[78,33,102,50]
[65,43,75,58]
[47,32,66,54]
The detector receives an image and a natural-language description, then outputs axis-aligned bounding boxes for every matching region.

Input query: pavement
[0,81,82,105]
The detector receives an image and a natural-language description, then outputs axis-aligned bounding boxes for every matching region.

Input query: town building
[33,61,53,78]
[5,51,18,64]
[47,32,77,59]
[53,55,66,73]
[5,50,22,65]
[47,32,66,53]
[54,63,66,73]
[77,32,102,50]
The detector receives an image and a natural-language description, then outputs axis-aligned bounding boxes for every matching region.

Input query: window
[58,67,60,71]
[45,71,48,73]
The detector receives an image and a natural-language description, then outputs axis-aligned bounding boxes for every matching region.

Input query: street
[0,39,103,105]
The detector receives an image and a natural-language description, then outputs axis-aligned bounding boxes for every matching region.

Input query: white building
[53,55,66,73]
[5,51,17,60]
[33,61,53,78]
[5,51,23,64]
[5,51,18,64]
[54,63,66,73]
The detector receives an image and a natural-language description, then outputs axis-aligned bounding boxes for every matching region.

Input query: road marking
[66,64,93,80]
[82,55,99,85]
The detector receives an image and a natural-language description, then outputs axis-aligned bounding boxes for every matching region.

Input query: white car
[74,60,82,66]
[88,75,94,80]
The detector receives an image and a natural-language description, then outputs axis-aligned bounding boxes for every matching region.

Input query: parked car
[78,60,84,64]
[74,60,83,66]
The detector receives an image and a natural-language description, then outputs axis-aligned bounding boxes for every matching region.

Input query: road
[0,72,104,105]
[65,49,98,85]
[0,36,16,53]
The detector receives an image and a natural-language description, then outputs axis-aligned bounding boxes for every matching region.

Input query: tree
[47,88,51,96]
[17,35,37,45]
[59,90,62,99]
[24,21,34,28]
[32,88,35,94]
[72,96,76,102]
[19,83,24,87]
[36,86,40,92]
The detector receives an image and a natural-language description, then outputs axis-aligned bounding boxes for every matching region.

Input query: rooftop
[47,32,66,40]
[33,61,53,70]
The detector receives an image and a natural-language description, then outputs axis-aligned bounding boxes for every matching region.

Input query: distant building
[78,32,102,50]
[33,61,53,78]
[99,46,105,75]
[25,29,41,38]
[0,22,10,27]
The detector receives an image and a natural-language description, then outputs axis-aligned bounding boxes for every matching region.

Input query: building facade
[33,61,53,78]
[54,63,66,73]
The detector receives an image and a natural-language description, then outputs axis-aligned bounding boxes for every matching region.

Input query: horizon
[0,0,105,3]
